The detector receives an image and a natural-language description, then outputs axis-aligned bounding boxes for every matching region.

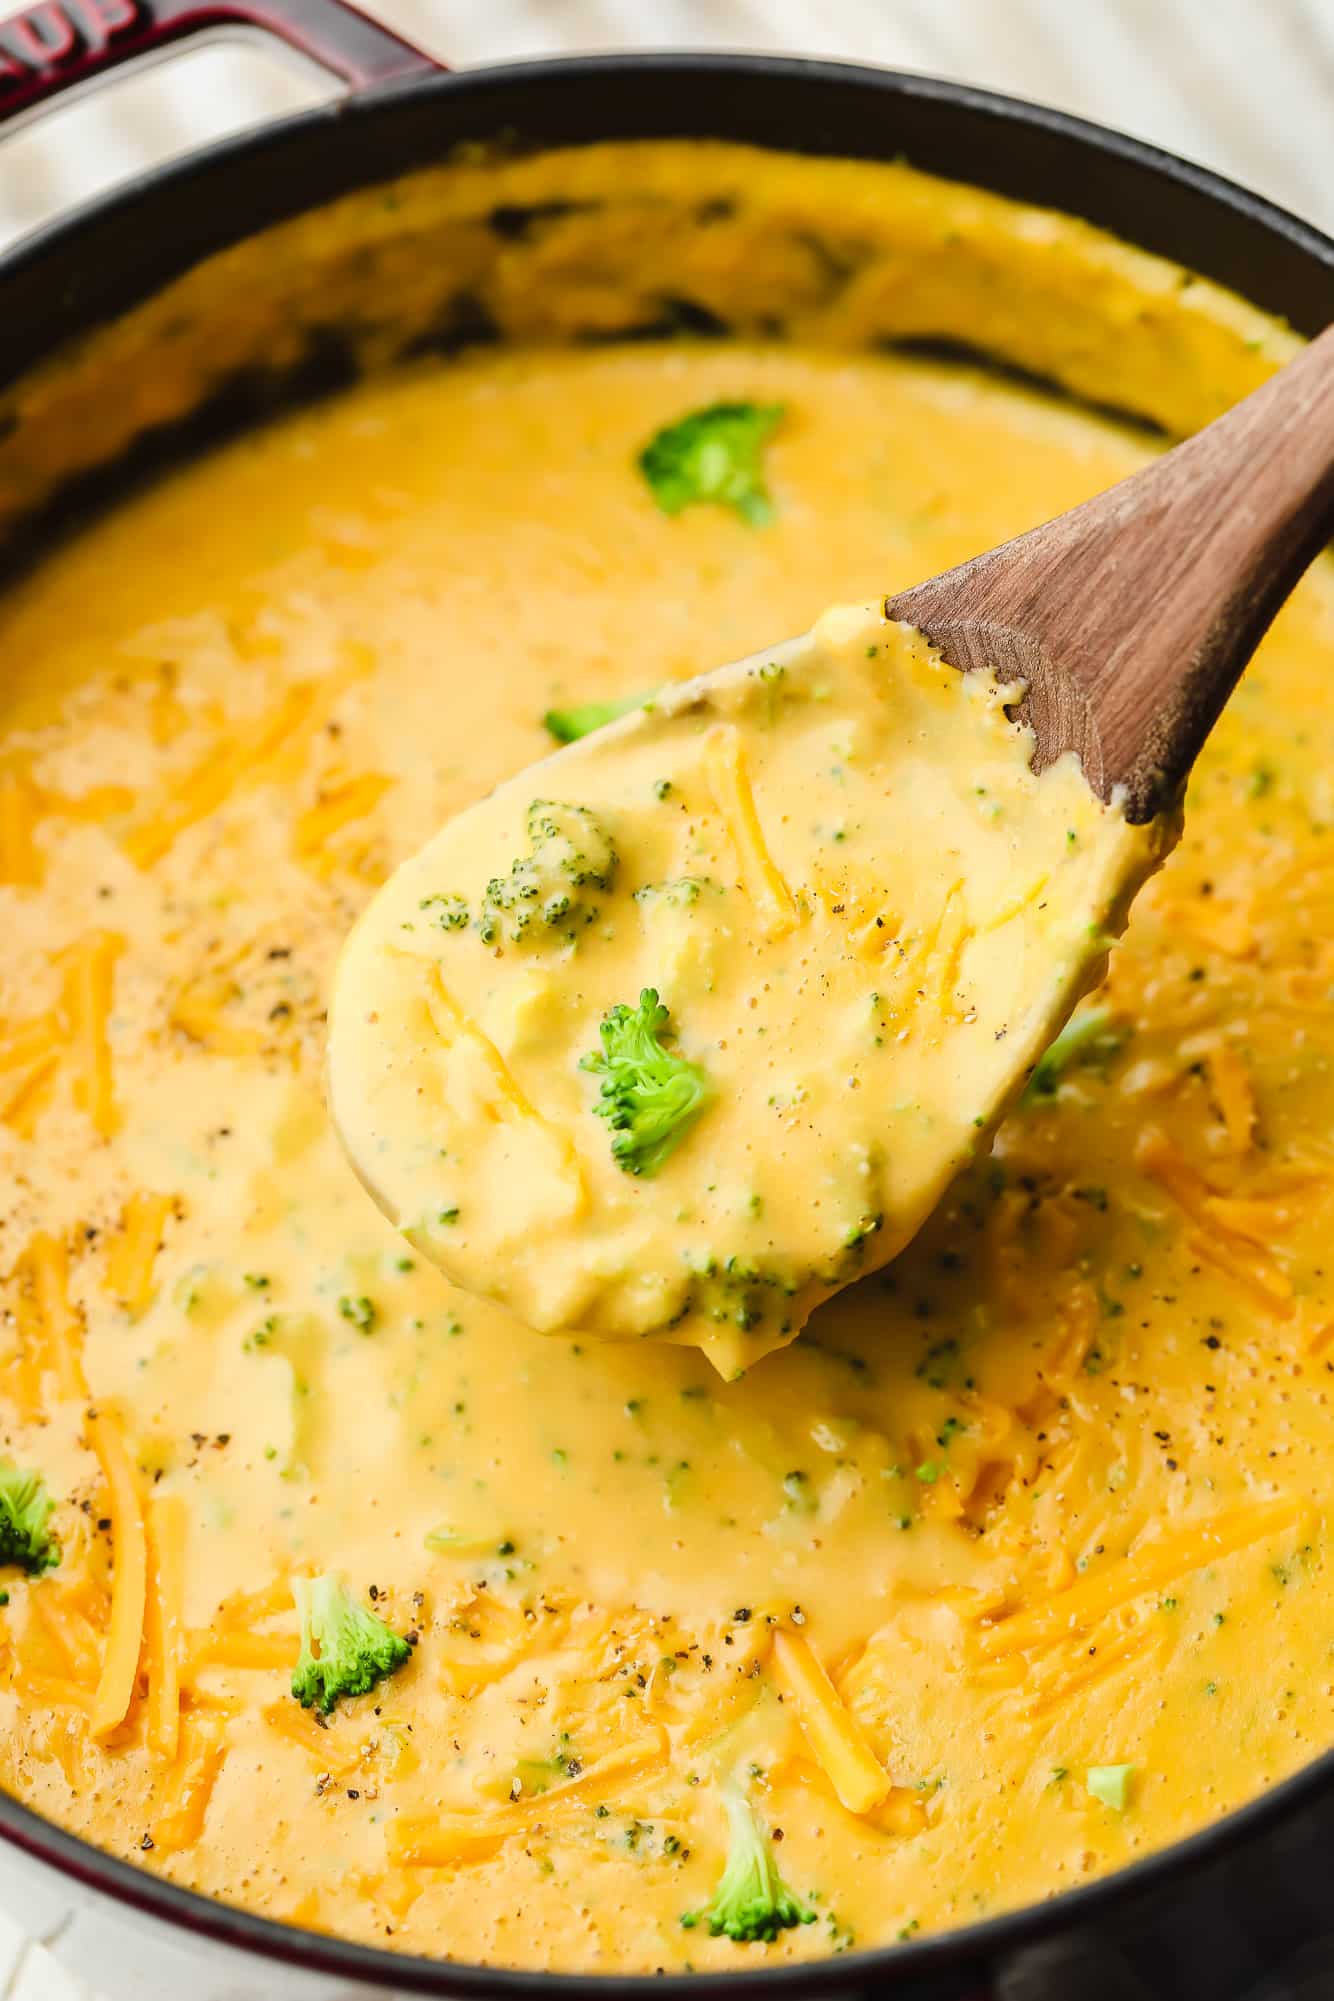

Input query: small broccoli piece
[420,892,469,931]
[679,1252,792,1336]
[581,988,711,1177]
[290,1571,411,1714]
[479,800,617,948]
[681,1782,815,1943]
[0,1460,59,1575]
[1086,1762,1135,1811]
[1023,1005,1127,1102]
[543,689,657,744]
[338,1294,377,1333]
[639,402,784,525]
[634,876,712,908]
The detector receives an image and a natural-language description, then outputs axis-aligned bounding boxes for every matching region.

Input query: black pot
[1,9,1332,1997]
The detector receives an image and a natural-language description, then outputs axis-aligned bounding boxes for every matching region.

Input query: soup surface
[0,147,1332,1977]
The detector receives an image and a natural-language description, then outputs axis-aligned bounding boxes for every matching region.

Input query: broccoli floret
[0,1460,58,1575]
[639,402,784,526]
[581,988,711,1177]
[290,1571,411,1714]
[543,689,656,744]
[681,1782,815,1943]
[479,800,617,948]
[1023,1005,1127,1102]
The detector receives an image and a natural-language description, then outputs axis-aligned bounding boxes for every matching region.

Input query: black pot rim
[5,48,1334,269]
[1,47,1332,1997]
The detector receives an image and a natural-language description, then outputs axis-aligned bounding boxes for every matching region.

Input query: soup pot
[0,4,1332,1997]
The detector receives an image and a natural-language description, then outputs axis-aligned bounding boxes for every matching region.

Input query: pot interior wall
[0,126,1312,578]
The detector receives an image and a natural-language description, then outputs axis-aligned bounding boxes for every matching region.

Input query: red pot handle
[0,0,441,128]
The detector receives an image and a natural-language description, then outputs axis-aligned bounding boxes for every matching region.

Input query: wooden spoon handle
[887,323,1334,822]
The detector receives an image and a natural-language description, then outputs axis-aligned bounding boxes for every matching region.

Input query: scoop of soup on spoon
[328,325,1334,1378]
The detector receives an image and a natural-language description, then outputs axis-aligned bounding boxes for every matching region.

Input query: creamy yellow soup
[330,607,1163,1374]
[0,142,1331,1976]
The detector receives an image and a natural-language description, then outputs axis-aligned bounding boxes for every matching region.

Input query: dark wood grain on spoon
[886,322,1334,823]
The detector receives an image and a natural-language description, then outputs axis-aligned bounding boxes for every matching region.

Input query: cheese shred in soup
[0,142,1330,1973]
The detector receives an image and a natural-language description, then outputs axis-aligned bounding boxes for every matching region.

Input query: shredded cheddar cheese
[105,1194,175,1319]
[293,772,392,876]
[771,1627,890,1815]
[0,769,42,887]
[58,932,124,1139]
[703,723,800,939]
[13,1232,86,1402]
[85,1410,148,1742]
[975,1498,1312,1659]
[145,1494,186,1761]
[150,1716,227,1854]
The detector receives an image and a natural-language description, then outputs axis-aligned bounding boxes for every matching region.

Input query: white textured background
[1,0,1333,246]
[0,2,1332,1995]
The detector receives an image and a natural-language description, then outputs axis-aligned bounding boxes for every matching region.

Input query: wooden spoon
[887,321,1334,822]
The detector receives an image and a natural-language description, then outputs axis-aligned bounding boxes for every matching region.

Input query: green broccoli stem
[1023,1004,1127,1102]
[682,1782,815,1943]
[543,689,657,744]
